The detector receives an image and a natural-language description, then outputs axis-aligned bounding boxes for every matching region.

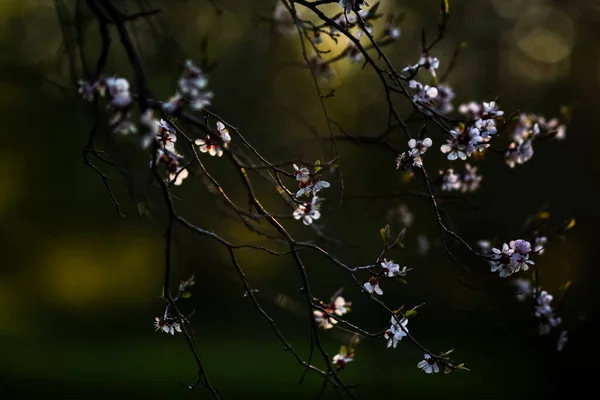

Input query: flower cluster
[416,353,458,374]
[313,293,351,330]
[294,163,331,198]
[292,161,331,225]
[384,315,408,348]
[409,80,438,106]
[396,137,433,170]
[534,290,562,336]
[439,163,482,192]
[489,239,534,278]
[505,112,566,168]
[154,317,182,335]
[363,259,410,296]
[441,101,503,160]
[195,121,231,157]
[513,280,568,350]
[176,60,214,111]
[141,110,189,186]
[78,76,136,134]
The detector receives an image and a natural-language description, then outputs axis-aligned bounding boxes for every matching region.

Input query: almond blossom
[403,53,440,78]
[384,315,408,348]
[293,196,321,225]
[196,135,224,157]
[363,276,383,295]
[417,354,440,374]
[332,352,354,369]
[178,60,213,110]
[154,317,182,335]
[169,167,189,186]
[489,240,534,278]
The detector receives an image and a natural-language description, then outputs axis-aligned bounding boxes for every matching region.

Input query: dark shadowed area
[0,0,599,399]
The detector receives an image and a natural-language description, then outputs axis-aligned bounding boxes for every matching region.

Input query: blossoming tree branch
[59,0,576,397]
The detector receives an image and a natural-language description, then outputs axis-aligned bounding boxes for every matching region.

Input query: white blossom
[408,137,433,156]
[169,167,189,186]
[293,164,311,183]
[440,129,467,161]
[296,179,330,198]
[417,354,440,374]
[441,168,461,192]
[535,290,555,317]
[293,196,321,225]
[157,119,177,152]
[195,135,224,157]
[384,315,408,348]
[483,101,504,117]
[313,310,335,330]
[332,353,353,368]
[505,140,534,168]
[533,236,548,255]
[474,118,497,139]
[104,77,132,108]
[409,80,438,104]
[490,240,534,278]
[363,277,383,295]
[216,121,231,145]
[404,54,440,78]
[154,317,182,335]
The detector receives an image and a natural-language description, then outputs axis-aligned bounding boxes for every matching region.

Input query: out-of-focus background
[1,0,598,398]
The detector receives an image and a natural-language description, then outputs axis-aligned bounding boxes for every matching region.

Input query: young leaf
[405,309,417,317]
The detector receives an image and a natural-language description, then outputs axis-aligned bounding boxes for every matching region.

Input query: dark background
[0,0,598,398]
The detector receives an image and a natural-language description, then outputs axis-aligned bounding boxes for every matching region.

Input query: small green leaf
[405,309,417,318]
[441,349,454,356]
[564,218,576,231]
[181,292,192,299]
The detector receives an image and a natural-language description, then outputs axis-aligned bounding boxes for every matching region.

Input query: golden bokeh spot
[517,29,572,64]
[41,232,162,308]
